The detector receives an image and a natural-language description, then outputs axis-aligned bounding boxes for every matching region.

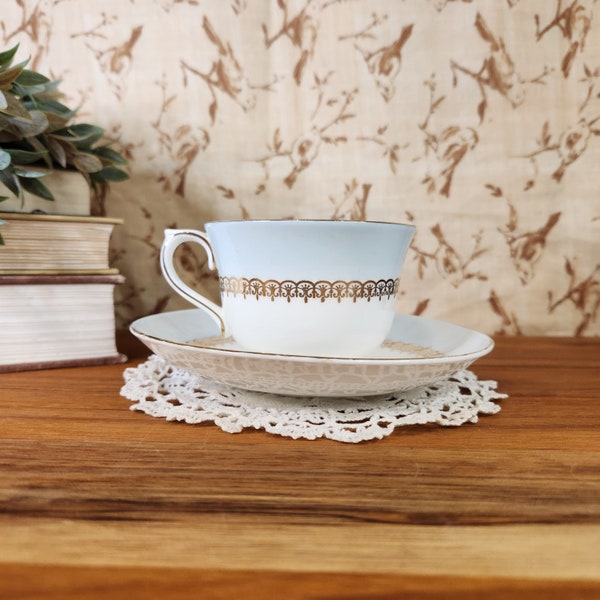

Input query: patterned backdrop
[3,0,599,336]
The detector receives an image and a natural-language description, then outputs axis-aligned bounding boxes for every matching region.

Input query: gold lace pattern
[219,276,400,303]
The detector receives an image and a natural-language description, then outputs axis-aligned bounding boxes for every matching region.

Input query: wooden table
[1,336,599,599]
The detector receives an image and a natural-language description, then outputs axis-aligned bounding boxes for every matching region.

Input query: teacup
[160,220,415,357]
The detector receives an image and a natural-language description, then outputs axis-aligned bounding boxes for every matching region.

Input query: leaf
[389,146,399,174]
[0,149,10,170]
[413,298,429,316]
[0,59,29,89]
[53,123,105,147]
[431,95,446,112]
[0,167,22,197]
[477,99,486,122]
[216,185,235,199]
[15,69,51,87]
[470,248,488,260]
[488,290,507,321]
[485,183,503,197]
[32,97,76,119]
[44,110,70,132]
[20,175,54,200]
[541,121,551,146]
[15,82,61,105]
[92,146,127,165]
[24,135,53,167]
[565,258,574,277]
[68,123,105,142]
[1,90,32,118]
[0,44,20,69]
[48,136,67,167]
[321,135,347,145]
[15,78,61,102]
[546,211,562,230]
[561,44,578,78]
[202,16,221,46]
[273,128,282,152]
[71,151,104,173]
[0,128,19,144]
[6,148,48,165]
[12,109,49,137]
[13,167,47,178]
[93,166,129,182]
[474,13,497,48]
[506,203,518,232]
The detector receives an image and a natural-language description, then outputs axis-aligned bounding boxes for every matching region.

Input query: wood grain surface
[1,336,599,599]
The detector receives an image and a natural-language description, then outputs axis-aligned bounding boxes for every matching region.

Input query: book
[0,273,126,372]
[0,169,92,216]
[0,212,122,273]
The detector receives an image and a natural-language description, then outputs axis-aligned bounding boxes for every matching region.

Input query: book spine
[0,353,127,373]
[0,274,125,285]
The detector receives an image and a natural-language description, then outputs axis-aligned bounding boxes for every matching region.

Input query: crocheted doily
[121,355,507,443]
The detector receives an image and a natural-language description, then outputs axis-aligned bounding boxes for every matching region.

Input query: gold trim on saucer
[189,335,445,360]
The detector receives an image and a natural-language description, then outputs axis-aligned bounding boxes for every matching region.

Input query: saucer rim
[130,309,495,366]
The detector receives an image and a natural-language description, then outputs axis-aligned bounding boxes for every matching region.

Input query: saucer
[130,309,494,397]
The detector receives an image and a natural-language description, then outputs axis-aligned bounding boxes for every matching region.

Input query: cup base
[226,299,395,358]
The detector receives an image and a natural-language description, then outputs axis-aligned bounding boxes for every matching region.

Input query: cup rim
[205,219,416,230]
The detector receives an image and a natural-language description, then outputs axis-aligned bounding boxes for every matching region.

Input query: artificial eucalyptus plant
[0,44,129,233]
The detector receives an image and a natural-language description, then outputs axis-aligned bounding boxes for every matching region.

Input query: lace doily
[121,355,507,443]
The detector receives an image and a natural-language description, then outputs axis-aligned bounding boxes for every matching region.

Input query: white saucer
[130,309,494,397]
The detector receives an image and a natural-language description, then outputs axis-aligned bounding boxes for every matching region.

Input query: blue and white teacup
[160,220,415,357]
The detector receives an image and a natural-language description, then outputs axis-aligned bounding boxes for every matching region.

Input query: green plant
[0,44,129,216]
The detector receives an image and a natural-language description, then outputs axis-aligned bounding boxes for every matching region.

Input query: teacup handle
[160,229,227,335]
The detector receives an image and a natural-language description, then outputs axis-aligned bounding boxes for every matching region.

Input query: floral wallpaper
[3,0,599,336]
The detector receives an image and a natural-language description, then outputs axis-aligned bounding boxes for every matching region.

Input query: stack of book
[0,179,126,372]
